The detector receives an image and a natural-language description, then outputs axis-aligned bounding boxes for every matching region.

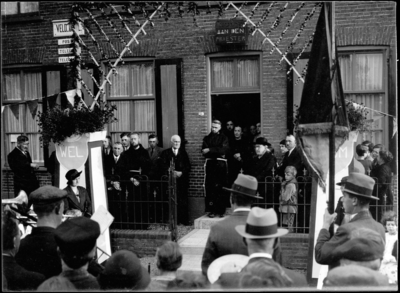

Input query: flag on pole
[295,5,349,191]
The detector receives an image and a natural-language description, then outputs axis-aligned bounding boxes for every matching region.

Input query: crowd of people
[2,172,397,290]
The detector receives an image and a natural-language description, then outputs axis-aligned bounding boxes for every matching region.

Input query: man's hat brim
[223,187,263,199]
[342,188,379,200]
[235,225,288,239]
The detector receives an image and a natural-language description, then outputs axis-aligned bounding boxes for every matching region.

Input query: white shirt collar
[288,148,294,156]
[233,207,251,212]
[349,213,358,221]
[249,252,272,259]
[17,147,26,154]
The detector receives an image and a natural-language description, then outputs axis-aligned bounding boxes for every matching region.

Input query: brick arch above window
[336,26,395,47]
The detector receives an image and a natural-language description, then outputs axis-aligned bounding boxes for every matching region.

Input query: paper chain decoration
[227,1,304,82]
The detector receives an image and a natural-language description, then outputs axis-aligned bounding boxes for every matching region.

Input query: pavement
[177,209,232,275]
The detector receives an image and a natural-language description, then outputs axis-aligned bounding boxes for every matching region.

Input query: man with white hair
[277,134,303,178]
[160,135,191,225]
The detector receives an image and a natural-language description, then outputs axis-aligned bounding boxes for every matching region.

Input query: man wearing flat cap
[15,186,68,279]
[39,217,101,290]
[315,172,386,270]
[201,174,282,275]
[202,119,230,218]
[214,207,307,288]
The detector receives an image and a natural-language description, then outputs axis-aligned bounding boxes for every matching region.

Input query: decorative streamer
[188,2,200,26]
[27,100,39,118]
[98,5,134,56]
[281,2,322,64]
[206,2,212,14]
[232,2,247,19]
[270,2,305,55]
[218,1,225,17]
[244,2,260,26]
[253,2,276,33]
[287,31,315,75]
[264,2,288,38]
[295,60,308,85]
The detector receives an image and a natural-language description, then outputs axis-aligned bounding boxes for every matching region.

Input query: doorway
[211,93,260,130]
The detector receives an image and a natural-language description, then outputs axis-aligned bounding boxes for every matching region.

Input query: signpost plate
[215,19,248,45]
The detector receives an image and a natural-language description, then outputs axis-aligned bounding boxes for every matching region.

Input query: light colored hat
[235,207,288,239]
[223,174,262,199]
[342,172,378,200]
[207,254,249,284]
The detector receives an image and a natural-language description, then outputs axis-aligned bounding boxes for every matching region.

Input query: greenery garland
[37,100,117,147]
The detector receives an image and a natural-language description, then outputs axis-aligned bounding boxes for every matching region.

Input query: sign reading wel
[215,19,248,45]
[55,134,89,171]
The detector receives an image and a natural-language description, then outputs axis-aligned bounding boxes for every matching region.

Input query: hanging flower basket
[345,100,372,133]
[37,101,117,147]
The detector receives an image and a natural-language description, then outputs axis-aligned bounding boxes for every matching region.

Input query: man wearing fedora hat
[315,172,386,271]
[202,174,272,275]
[214,207,307,288]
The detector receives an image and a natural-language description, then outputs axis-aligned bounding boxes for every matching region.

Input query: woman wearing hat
[63,169,92,217]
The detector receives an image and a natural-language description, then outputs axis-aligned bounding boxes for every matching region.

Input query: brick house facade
[2,2,397,222]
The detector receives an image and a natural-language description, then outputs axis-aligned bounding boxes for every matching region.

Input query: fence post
[168,159,177,241]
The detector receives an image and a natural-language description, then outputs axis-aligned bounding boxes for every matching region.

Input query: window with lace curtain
[107,61,155,148]
[338,48,388,147]
[3,69,44,164]
[211,56,260,93]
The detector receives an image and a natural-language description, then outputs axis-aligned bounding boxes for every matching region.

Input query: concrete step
[177,254,203,274]
[194,208,233,229]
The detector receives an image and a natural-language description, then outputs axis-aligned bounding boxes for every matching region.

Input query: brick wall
[2,2,397,220]
[110,229,171,257]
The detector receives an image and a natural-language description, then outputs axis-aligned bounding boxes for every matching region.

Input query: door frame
[206,51,263,134]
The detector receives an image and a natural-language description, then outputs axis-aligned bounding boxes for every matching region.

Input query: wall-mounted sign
[58,38,73,45]
[55,134,89,170]
[59,56,74,63]
[215,19,248,45]
[53,19,85,37]
[58,48,73,55]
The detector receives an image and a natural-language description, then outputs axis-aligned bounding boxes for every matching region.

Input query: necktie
[76,195,80,203]
[115,156,118,163]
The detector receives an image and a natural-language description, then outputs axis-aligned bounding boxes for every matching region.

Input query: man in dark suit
[246,137,276,182]
[315,173,386,271]
[202,174,283,275]
[39,217,101,290]
[214,207,308,288]
[7,135,40,199]
[146,134,164,179]
[15,186,68,279]
[102,136,113,176]
[3,210,45,291]
[202,120,230,218]
[277,134,304,178]
[160,135,191,225]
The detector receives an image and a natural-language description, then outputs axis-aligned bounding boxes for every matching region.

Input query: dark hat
[223,174,262,199]
[324,265,389,287]
[54,217,100,256]
[65,169,82,181]
[29,186,68,206]
[254,137,269,146]
[235,207,288,239]
[356,144,369,152]
[336,176,349,186]
[332,237,384,262]
[342,172,378,200]
[97,250,150,290]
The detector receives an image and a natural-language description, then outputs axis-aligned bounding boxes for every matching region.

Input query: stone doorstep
[177,254,203,274]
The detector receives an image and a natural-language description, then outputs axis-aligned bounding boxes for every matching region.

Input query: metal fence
[106,163,178,240]
[253,171,313,234]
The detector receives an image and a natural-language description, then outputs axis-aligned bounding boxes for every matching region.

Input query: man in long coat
[160,135,191,225]
[315,173,386,271]
[201,120,229,218]
[7,135,39,198]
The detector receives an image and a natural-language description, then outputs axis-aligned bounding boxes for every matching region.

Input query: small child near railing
[279,166,298,233]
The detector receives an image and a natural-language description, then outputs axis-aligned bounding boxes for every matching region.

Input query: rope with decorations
[232,1,247,19]
[280,2,322,65]
[218,1,226,17]
[270,2,305,55]
[295,61,308,85]
[84,7,122,64]
[253,2,276,33]
[244,2,260,26]
[287,30,315,76]
[97,4,134,56]
[188,2,201,26]
[264,2,288,38]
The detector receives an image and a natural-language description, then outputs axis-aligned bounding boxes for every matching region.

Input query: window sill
[2,14,44,24]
